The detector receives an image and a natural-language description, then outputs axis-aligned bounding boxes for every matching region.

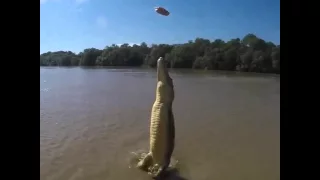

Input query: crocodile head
[156,57,174,103]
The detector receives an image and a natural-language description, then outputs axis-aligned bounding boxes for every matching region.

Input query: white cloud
[117,43,139,47]
[96,16,107,28]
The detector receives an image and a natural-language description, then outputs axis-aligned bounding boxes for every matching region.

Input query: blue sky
[40,0,280,54]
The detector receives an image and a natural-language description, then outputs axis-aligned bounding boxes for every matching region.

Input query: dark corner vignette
[1,0,39,179]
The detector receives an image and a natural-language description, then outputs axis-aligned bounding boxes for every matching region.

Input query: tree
[40,33,280,74]
[80,48,102,66]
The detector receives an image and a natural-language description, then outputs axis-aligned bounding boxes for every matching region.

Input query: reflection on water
[40,67,280,180]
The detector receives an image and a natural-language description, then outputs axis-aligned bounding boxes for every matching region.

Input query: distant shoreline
[40,34,280,74]
[40,66,280,77]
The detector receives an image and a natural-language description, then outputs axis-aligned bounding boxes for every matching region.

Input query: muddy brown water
[40,67,280,180]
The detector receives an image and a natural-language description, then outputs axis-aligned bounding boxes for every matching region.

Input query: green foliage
[40,34,280,74]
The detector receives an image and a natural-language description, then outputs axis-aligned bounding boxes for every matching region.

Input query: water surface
[40,67,280,180]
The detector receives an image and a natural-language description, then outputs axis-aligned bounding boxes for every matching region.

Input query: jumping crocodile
[137,57,175,179]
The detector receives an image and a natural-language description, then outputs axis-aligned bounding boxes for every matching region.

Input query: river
[40,67,280,180]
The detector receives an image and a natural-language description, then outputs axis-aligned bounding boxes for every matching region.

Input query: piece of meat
[155,7,170,16]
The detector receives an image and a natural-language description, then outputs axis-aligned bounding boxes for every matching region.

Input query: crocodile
[137,57,175,179]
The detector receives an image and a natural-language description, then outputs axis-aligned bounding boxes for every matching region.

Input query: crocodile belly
[149,103,170,165]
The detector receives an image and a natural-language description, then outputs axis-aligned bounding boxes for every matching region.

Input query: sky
[40,0,280,54]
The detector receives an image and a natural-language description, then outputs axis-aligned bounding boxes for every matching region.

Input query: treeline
[40,33,280,74]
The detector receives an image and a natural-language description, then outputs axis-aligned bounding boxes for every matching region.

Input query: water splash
[128,149,179,172]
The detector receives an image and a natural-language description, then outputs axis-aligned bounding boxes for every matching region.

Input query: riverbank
[40,34,280,74]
